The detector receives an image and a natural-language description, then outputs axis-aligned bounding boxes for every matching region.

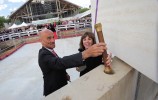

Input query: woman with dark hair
[47,23,58,39]
[76,32,112,76]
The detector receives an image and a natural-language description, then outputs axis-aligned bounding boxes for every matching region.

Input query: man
[38,29,110,96]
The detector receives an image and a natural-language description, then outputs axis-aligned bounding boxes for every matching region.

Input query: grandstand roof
[10,0,80,18]
[9,0,81,23]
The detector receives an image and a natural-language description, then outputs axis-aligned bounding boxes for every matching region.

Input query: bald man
[38,29,108,96]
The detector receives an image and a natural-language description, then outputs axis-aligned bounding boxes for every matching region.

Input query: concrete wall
[45,57,138,100]
[91,0,158,83]
[136,74,158,100]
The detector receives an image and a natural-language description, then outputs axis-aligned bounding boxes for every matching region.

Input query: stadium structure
[9,0,81,24]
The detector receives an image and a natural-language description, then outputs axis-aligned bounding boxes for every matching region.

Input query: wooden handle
[95,23,108,67]
[95,23,114,74]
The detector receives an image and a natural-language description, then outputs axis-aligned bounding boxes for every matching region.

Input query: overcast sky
[0,0,90,18]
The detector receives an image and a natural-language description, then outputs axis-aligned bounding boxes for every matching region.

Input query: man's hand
[82,43,107,60]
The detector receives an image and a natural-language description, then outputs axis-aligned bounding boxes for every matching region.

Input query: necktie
[52,50,58,57]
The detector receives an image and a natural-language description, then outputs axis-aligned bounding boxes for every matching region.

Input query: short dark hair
[79,32,96,50]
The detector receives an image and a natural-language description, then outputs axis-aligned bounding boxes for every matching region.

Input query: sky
[0,0,90,18]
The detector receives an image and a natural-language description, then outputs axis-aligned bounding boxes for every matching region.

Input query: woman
[76,32,112,76]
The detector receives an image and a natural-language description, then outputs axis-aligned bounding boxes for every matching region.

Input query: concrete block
[136,74,158,100]
[91,0,158,83]
[45,57,137,100]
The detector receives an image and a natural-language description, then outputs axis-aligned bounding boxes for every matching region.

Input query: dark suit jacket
[78,48,103,76]
[38,47,83,96]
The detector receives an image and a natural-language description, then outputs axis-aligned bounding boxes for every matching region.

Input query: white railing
[0,35,4,41]
[9,33,20,39]
[27,30,38,36]
[2,34,9,41]
[20,32,29,37]
[67,24,76,29]
[56,22,91,32]
[56,25,68,31]
[0,22,91,41]
[0,30,39,41]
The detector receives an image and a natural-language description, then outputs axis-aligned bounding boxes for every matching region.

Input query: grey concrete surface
[45,57,136,100]
[91,0,158,83]
[0,37,81,100]
[136,74,158,100]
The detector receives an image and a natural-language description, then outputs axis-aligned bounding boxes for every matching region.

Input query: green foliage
[5,18,11,24]
[79,8,89,13]
[0,16,6,29]
[0,16,11,29]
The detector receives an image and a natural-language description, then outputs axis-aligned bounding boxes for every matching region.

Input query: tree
[0,16,6,29]
[0,16,11,29]
[79,8,89,13]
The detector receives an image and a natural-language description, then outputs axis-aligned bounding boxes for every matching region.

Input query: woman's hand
[106,52,112,66]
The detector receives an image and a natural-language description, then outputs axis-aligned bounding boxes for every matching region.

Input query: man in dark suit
[38,29,110,96]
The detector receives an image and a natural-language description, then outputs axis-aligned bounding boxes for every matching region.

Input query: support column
[29,3,33,21]
[56,0,59,18]
[26,4,30,23]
